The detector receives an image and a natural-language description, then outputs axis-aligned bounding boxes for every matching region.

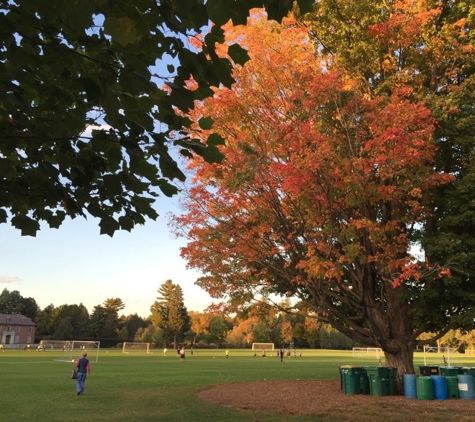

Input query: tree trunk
[373,281,417,395]
[385,343,415,395]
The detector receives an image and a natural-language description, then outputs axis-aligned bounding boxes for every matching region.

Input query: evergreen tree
[150,280,191,348]
[90,298,125,339]
[90,305,107,338]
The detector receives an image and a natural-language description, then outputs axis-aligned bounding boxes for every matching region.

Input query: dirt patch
[198,380,475,421]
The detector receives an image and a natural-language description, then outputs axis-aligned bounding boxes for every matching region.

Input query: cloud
[0,275,21,284]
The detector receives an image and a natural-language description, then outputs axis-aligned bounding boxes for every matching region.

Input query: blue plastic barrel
[457,374,475,399]
[431,375,448,400]
[404,374,418,398]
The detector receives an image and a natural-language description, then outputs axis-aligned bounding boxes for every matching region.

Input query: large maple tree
[304,0,475,308]
[173,5,475,392]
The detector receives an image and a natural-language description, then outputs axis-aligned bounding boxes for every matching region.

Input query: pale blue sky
[0,48,212,319]
[0,195,213,318]
[0,14,219,319]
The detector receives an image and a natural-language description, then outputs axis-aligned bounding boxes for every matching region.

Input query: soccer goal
[38,340,73,351]
[423,346,461,366]
[54,340,100,363]
[122,342,151,354]
[252,343,274,351]
[352,347,383,360]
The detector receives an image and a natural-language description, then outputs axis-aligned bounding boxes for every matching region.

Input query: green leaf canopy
[0,0,313,236]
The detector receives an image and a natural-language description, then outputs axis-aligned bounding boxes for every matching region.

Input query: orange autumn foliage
[175,10,451,300]
[171,1,475,390]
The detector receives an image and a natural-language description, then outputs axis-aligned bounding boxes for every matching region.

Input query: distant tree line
[4,285,471,350]
[0,285,339,348]
[0,281,193,348]
[0,288,149,346]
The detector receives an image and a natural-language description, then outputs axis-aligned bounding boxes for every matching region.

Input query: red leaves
[173,7,455,307]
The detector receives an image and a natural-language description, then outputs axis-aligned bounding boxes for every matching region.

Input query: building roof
[0,314,36,326]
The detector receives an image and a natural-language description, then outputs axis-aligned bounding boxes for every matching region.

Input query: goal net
[252,343,274,351]
[122,342,151,354]
[422,346,461,366]
[53,340,100,363]
[38,340,73,351]
[352,347,383,360]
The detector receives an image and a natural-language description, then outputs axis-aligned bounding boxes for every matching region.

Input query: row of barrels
[404,367,475,400]
[340,366,396,395]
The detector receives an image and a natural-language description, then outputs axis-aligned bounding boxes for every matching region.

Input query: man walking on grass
[75,352,91,395]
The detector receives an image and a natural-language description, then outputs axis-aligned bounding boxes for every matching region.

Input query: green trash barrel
[416,376,434,400]
[387,367,397,395]
[366,366,390,396]
[360,367,370,394]
[439,366,461,377]
[416,377,434,400]
[445,376,459,399]
[339,365,344,391]
[461,367,475,377]
[341,365,362,395]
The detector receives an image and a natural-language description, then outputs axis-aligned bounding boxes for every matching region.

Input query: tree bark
[385,346,415,394]
[377,282,417,394]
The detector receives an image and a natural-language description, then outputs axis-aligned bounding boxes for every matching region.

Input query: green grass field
[1,348,474,422]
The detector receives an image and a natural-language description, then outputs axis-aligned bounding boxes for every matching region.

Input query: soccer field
[1,348,474,421]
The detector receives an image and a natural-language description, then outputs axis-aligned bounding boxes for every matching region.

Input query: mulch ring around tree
[198,380,475,421]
